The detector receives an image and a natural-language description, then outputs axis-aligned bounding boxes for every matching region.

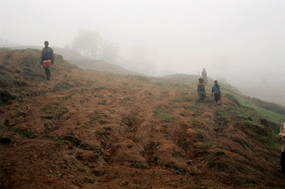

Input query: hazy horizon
[1,0,285,104]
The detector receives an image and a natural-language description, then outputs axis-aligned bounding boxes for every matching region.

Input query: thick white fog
[1,0,285,104]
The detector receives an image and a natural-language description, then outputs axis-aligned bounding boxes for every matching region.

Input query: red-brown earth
[0,49,284,189]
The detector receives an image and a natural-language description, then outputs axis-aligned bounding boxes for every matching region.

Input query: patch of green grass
[191,118,200,127]
[172,95,192,102]
[215,150,225,155]
[202,141,218,149]
[242,120,264,128]
[168,167,183,175]
[42,114,53,119]
[192,128,204,141]
[214,105,264,130]
[154,104,174,122]
[156,113,174,122]
[214,106,234,120]
[17,98,24,102]
[89,111,110,123]
[53,101,61,105]
[44,108,57,114]
[57,107,68,115]
[8,128,38,139]
[168,167,189,175]
[7,128,107,158]
[190,103,200,110]
[67,132,75,136]
[42,106,69,119]
[124,96,131,101]
[154,104,163,114]
[130,161,147,169]
[242,183,257,187]
[133,185,147,189]
[0,134,10,140]
[262,133,282,150]
[235,95,285,125]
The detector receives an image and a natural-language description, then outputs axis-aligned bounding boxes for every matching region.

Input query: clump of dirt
[1,48,285,189]
[0,90,16,105]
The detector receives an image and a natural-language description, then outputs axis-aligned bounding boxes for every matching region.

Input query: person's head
[214,80,218,84]
[203,68,205,71]
[44,41,49,47]
[199,77,204,83]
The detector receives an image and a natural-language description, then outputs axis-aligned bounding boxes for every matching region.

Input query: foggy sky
[1,0,285,101]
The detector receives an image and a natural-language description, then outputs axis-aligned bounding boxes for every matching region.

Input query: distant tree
[0,39,9,47]
[121,46,158,76]
[64,44,71,50]
[72,30,103,59]
[99,42,120,64]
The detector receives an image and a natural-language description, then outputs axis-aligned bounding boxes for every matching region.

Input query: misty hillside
[8,46,144,76]
[1,48,285,189]
[151,73,243,96]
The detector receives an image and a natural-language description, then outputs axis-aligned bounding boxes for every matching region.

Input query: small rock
[0,137,11,144]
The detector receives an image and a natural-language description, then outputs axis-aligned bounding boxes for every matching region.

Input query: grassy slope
[1,48,285,188]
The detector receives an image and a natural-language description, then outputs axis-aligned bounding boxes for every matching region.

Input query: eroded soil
[1,49,284,189]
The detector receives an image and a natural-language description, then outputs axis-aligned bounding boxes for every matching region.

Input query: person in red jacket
[40,41,54,81]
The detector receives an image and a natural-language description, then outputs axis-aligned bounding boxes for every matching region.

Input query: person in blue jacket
[212,80,221,103]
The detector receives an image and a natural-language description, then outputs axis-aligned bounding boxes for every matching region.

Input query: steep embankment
[1,49,285,189]
[245,96,285,116]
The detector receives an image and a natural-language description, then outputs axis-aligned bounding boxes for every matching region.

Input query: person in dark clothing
[278,123,285,174]
[197,77,206,101]
[41,41,54,80]
[212,80,221,104]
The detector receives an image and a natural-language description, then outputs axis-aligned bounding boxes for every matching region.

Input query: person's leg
[45,66,50,80]
[202,92,205,101]
[198,91,204,101]
[47,66,50,80]
[214,94,218,103]
[215,93,221,104]
[44,67,48,80]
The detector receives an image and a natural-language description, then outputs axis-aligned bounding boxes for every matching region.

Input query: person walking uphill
[41,41,54,81]
[278,122,285,174]
[202,68,208,85]
[212,80,221,104]
[197,77,206,101]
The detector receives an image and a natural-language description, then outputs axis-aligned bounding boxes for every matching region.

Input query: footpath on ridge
[1,48,285,189]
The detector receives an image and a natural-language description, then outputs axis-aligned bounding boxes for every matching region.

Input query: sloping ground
[67,59,144,76]
[9,46,144,76]
[1,49,285,189]
[245,96,285,116]
[154,74,243,95]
